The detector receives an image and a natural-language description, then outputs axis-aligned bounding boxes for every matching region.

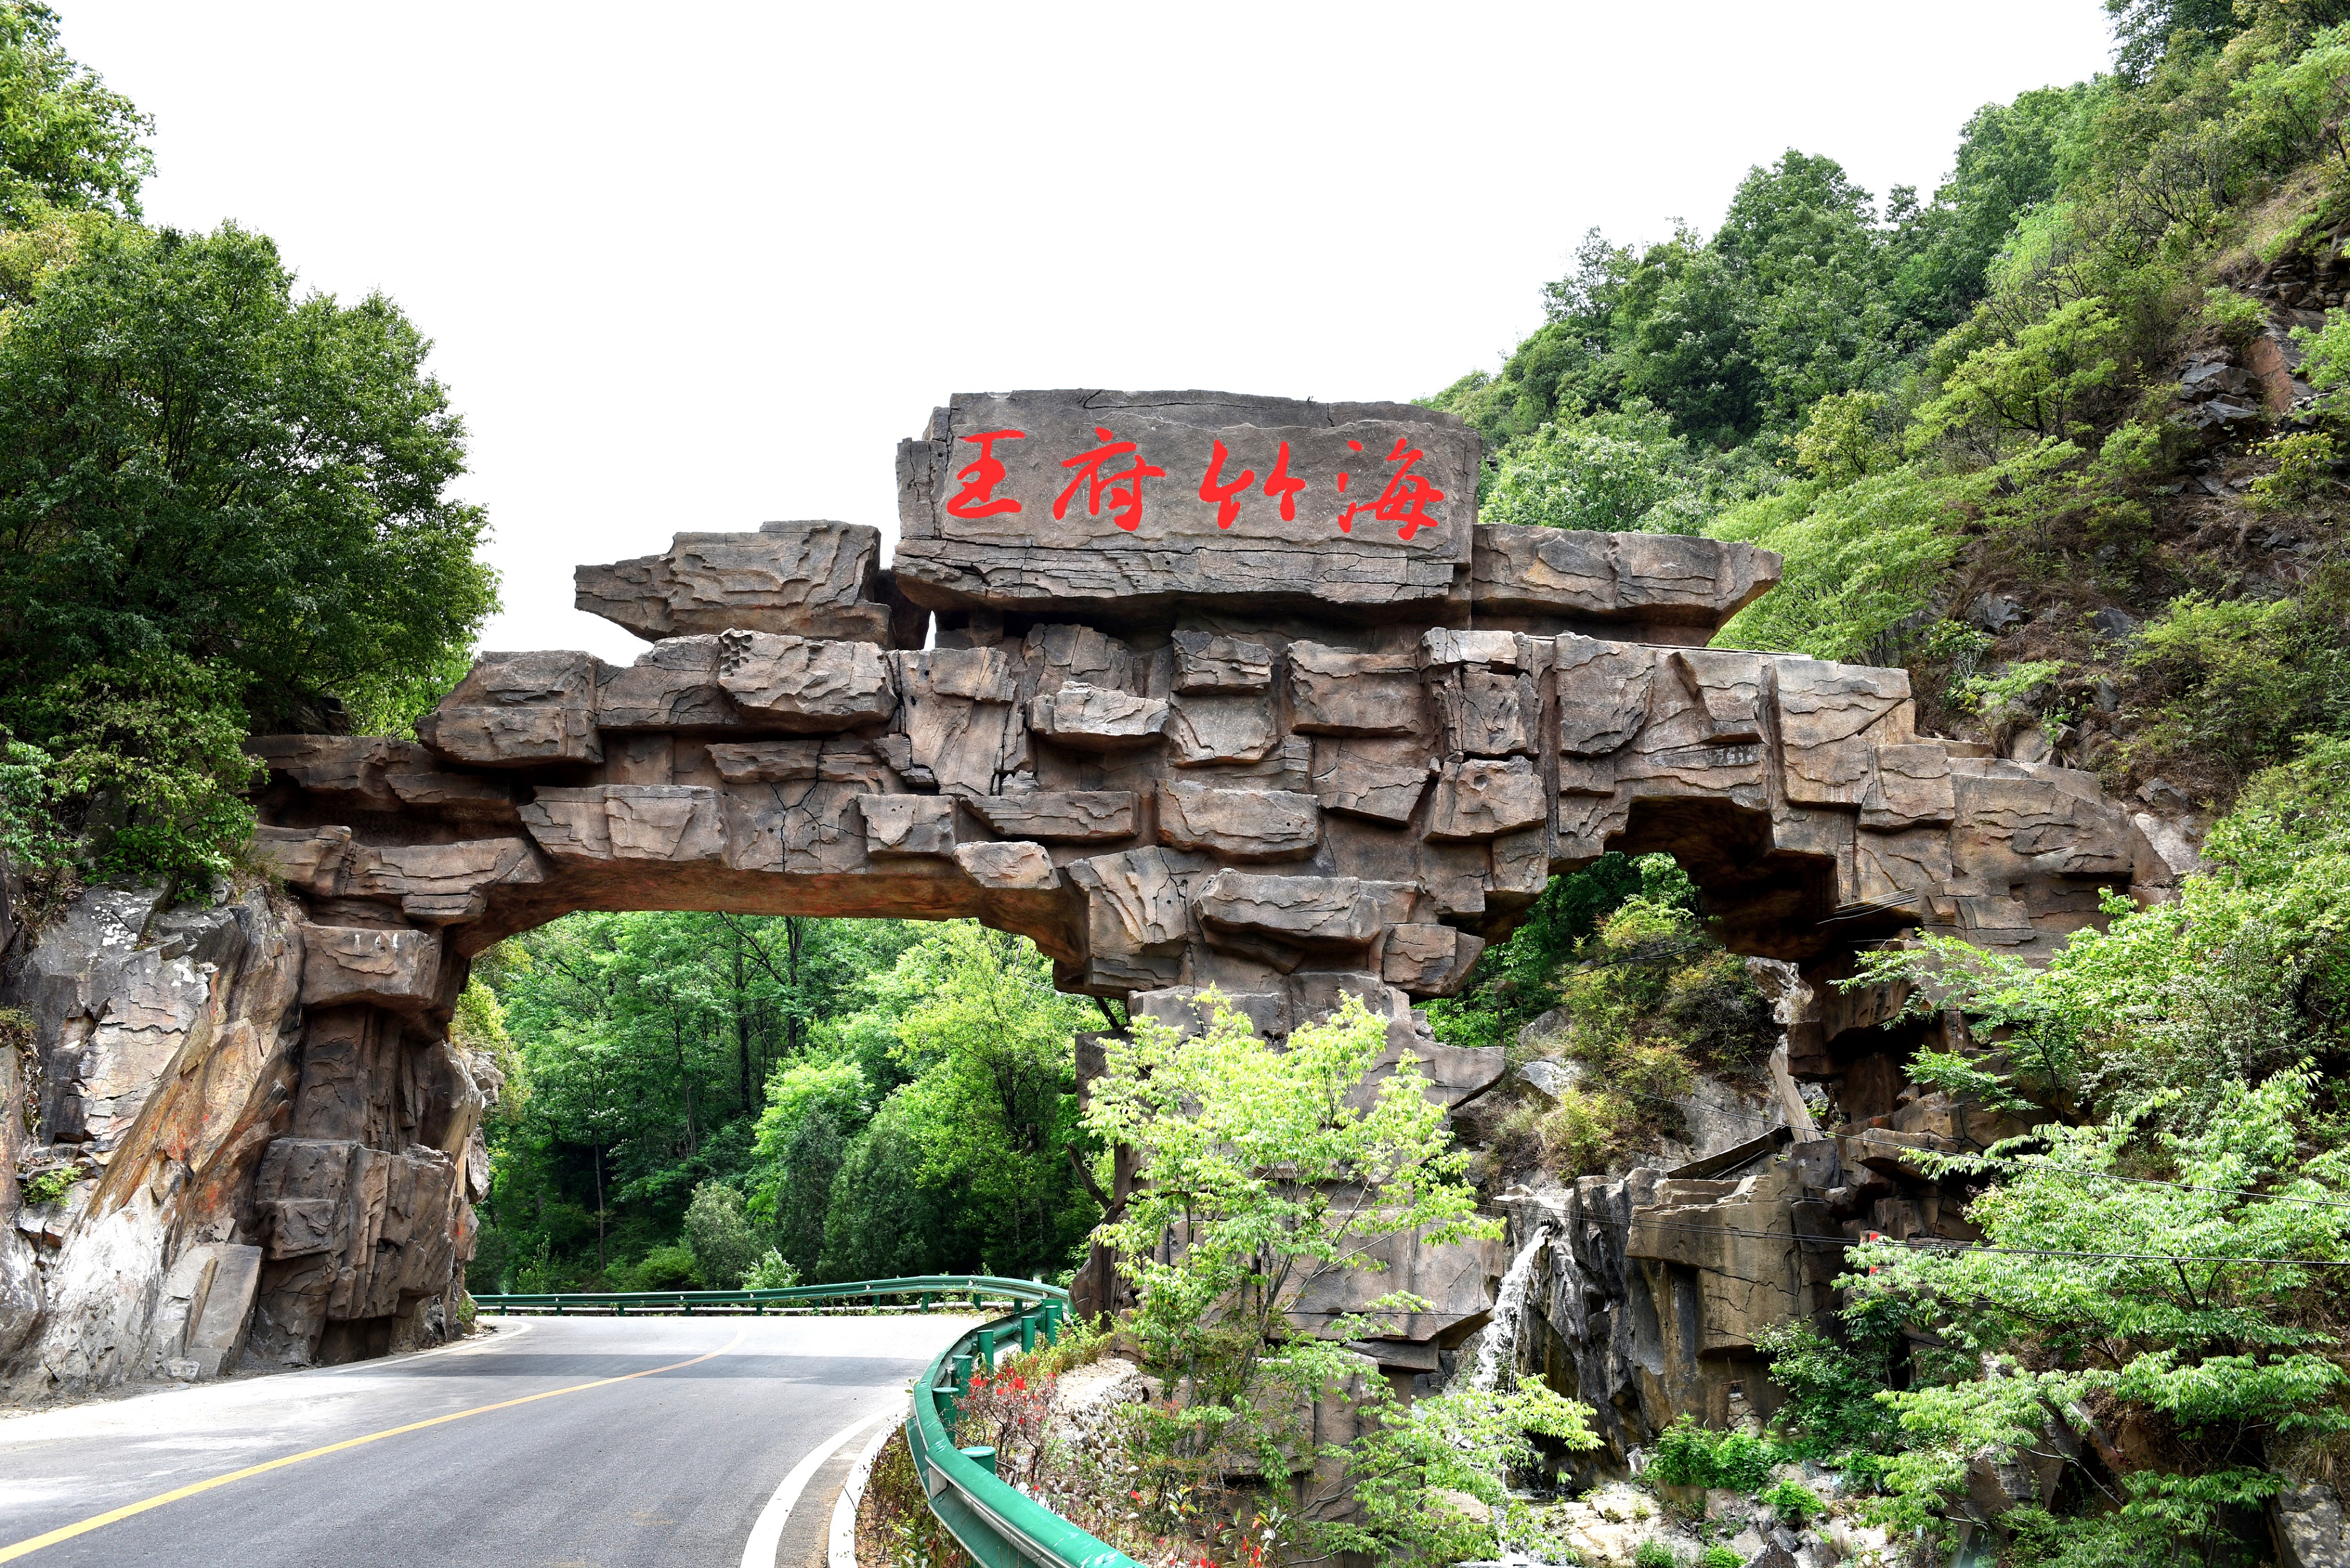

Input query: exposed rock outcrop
[0,879,494,1395]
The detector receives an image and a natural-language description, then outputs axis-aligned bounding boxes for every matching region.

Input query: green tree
[0,219,498,731]
[1086,992,1498,1451]
[884,921,1101,1276]
[1480,398,1708,534]
[0,3,151,224]
[683,1181,764,1289]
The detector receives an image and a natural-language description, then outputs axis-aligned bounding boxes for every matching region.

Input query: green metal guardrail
[905,1283,1142,1568]
[474,1274,1139,1568]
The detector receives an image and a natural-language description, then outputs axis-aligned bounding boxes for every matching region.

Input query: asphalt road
[0,1312,976,1568]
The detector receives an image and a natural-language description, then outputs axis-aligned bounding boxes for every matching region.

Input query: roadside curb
[830,1411,900,1568]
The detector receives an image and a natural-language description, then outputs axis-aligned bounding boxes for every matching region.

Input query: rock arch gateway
[85,391,2173,1379]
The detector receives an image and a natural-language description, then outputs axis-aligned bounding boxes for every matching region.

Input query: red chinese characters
[1197,439,1254,528]
[946,429,1026,519]
[1337,436,1447,539]
[1054,426,1166,533]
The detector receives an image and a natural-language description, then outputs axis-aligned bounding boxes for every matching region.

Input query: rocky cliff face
[1459,984,2043,1474]
[0,880,493,1396]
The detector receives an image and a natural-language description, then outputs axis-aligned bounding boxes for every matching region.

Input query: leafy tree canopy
[0,2,151,224]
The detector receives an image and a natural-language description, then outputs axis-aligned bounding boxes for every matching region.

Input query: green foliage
[0,215,498,730]
[2249,429,2338,509]
[1850,733,2350,1121]
[470,912,928,1292]
[1708,468,1960,663]
[682,1181,764,1289]
[1697,1548,1743,1568]
[1086,991,1498,1467]
[1424,853,1656,1049]
[1792,390,1895,484]
[0,3,151,224]
[2293,304,2350,390]
[1918,298,2126,450]
[1481,399,1708,535]
[1484,872,1773,1182]
[7,652,260,894]
[742,1248,798,1289]
[1756,1309,1906,1467]
[1327,1375,1598,1568]
[1631,1540,1677,1568]
[2126,591,2348,773]
[20,1167,70,1206]
[1844,1069,2350,1552]
[2198,284,2269,344]
[1644,1415,1778,1491]
[1759,1479,1825,1527]
[616,1243,699,1291]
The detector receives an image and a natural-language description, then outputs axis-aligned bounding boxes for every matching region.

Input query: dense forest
[4,0,2350,1561]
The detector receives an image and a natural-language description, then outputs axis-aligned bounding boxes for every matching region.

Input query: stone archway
[42,389,2169,1387]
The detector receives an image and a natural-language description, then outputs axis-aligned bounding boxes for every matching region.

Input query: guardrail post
[958,1445,998,1477]
[1042,1302,1061,1340]
[952,1352,973,1391]
[974,1328,995,1373]
[1019,1310,1037,1355]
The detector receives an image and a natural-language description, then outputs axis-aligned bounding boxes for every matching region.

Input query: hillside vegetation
[1420,4,2350,1561]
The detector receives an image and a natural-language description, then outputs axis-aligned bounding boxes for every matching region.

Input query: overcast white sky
[61,2,2117,664]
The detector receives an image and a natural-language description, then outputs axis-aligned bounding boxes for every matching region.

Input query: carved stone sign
[894,390,1481,620]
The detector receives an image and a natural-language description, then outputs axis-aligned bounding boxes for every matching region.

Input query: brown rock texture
[4,389,2163,1391]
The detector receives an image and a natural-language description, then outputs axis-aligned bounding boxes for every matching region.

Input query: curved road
[0,1313,976,1567]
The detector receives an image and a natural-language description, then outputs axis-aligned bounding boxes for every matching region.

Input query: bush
[1646,1416,1779,1491]
[2249,430,2337,512]
[621,1243,699,1291]
[3,651,259,896]
[2125,592,2341,773]
[742,1249,799,1289]
[682,1181,763,1289]
[1761,1479,1825,1527]
[1632,1540,1681,1568]
[20,1168,72,1207]
[1482,397,1710,535]
[1699,1548,1743,1568]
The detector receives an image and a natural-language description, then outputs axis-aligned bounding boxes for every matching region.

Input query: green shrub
[1761,1479,1825,1527]
[621,1243,699,1291]
[1708,468,1959,664]
[1793,390,1895,484]
[2197,286,2268,346]
[6,651,259,896]
[2125,592,2343,772]
[1755,1313,1904,1463]
[1482,397,1709,535]
[1632,1540,1681,1568]
[1699,1548,1743,1568]
[20,1168,73,1207]
[682,1180,763,1289]
[742,1248,799,1289]
[2249,430,2337,512]
[1646,1415,1780,1491]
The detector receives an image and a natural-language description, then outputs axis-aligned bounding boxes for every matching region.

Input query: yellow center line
[0,1325,751,1563]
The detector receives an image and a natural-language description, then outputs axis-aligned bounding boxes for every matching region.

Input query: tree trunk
[591,1134,607,1273]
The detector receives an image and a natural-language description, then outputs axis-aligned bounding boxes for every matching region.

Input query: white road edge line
[741,1406,894,1568]
[829,1410,902,1568]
